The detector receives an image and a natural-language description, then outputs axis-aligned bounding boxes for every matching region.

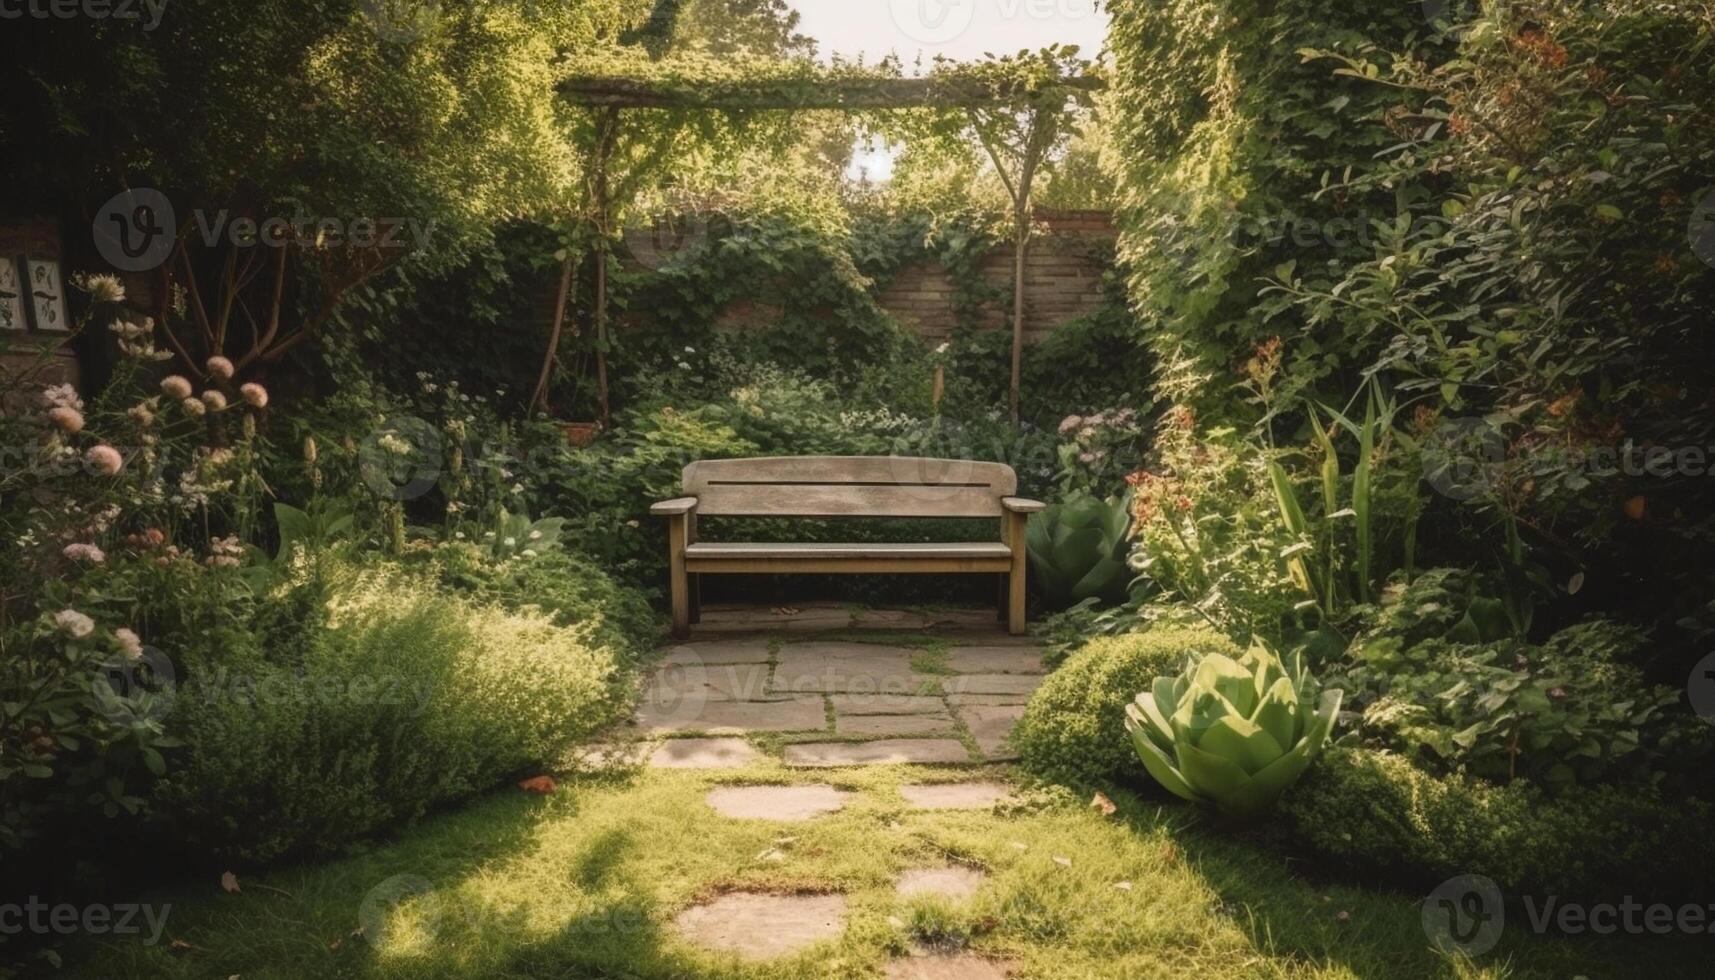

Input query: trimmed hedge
[1280,746,1715,902]
[1013,627,1241,788]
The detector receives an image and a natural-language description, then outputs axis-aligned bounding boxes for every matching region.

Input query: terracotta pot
[560,421,602,448]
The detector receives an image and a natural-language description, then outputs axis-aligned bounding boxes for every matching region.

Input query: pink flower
[47,406,85,433]
[161,376,193,400]
[63,542,106,563]
[181,397,206,417]
[206,356,235,381]
[127,402,155,427]
[40,383,83,411]
[1059,415,1084,436]
[201,390,228,411]
[54,608,95,639]
[113,628,143,660]
[240,382,268,409]
[85,445,125,476]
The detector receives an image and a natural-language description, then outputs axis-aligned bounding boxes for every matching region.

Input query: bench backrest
[683,456,1017,518]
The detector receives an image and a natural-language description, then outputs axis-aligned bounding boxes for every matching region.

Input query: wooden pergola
[541,67,1105,427]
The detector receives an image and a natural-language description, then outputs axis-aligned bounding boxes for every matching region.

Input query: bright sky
[786,0,1111,181]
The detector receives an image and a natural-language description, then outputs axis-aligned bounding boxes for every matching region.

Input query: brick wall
[0,217,81,414]
[874,209,1116,345]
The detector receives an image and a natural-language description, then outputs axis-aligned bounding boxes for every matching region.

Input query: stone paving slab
[660,640,774,666]
[835,712,958,737]
[945,692,1033,707]
[638,696,827,735]
[705,784,851,821]
[783,739,973,768]
[851,608,935,628]
[772,645,928,697]
[943,647,1045,675]
[671,892,847,961]
[897,866,987,901]
[957,705,1027,761]
[643,662,776,703]
[899,782,1015,811]
[943,674,1043,697]
[884,953,1017,979]
[649,738,762,769]
[827,694,946,715]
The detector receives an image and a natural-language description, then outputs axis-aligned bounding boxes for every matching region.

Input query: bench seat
[656,456,1040,639]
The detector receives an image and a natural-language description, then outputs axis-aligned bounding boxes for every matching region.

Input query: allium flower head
[161,376,193,400]
[206,356,235,381]
[63,542,106,563]
[181,396,207,417]
[85,444,125,476]
[113,627,144,660]
[240,382,268,408]
[201,390,228,411]
[47,406,84,433]
[73,273,126,303]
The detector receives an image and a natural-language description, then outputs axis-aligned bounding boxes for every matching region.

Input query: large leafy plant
[1124,640,1342,817]
[1026,492,1135,608]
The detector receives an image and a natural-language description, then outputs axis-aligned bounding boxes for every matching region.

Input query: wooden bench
[651,456,1045,640]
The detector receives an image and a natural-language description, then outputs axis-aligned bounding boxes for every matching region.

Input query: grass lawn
[57,751,1706,979]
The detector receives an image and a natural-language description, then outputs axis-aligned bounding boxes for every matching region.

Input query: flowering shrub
[1053,407,1146,497]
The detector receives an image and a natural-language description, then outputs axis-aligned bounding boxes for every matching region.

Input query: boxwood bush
[1013,627,1241,788]
[1280,746,1715,902]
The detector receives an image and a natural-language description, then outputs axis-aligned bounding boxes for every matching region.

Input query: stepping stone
[896,866,987,901]
[705,784,851,821]
[957,705,1027,761]
[638,696,826,735]
[784,739,972,768]
[642,662,776,704]
[649,738,762,769]
[672,892,847,961]
[946,692,1032,707]
[884,953,1017,979]
[828,694,946,715]
[943,674,1042,698]
[660,640,773,666]
[899,782,1015,811]
[773,645,927,697]
[943,647,1045,675]
[836,712,957,737]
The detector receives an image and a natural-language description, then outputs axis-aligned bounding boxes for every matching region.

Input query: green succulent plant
[1025,492,1134,607]
[1123,640,1342,818]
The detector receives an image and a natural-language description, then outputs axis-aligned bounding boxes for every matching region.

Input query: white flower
[54,608,95,639]
[40,383,83,411]
[520,549,537,558]
[73,273,127,303]
[161,376,194,400]
[528,530,542,540]
[181,397,206,417]
[503,537,517,548]
[201,390,228,411]
[206,356,235,381]
[63,542,106,563]
[114,628,143,660]
[240,382,269,408]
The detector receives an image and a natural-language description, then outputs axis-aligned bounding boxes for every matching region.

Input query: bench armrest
[650,497,699,517]
[1001,497,1047,514]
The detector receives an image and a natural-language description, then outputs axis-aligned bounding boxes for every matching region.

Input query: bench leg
[1005,512,1027,635]
[997,573,1008,622]
[689,573,702,624]
[668,515,690,640]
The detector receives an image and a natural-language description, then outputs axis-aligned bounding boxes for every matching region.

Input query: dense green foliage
[1014,628,1241,788]
[1282,745,1715,902]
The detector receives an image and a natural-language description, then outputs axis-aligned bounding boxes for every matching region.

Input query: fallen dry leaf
[517,775,556,794]
[220,871,240,894]
[1624,495,1647,520]
[1090,792,1117,817]
[1336,910,1351,923]
[168,939,197,954]
[1114,881,1134,892]
[1009,841,1029,851]
[771,606,802,617]
[1052,856,1072,868]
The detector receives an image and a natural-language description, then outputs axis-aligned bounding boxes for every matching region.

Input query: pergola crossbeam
[557,74,1103,111]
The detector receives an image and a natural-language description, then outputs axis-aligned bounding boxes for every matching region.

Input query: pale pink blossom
[201,390,228,411]
[206,356,235,381]
[85,445,125,476]
[181,397,206,417]
[47,406,85,433]
[127,402,155,427]
[63,542,106,564]
[113,628,143,660]
[161,376,193,400]
[54,608,95,639]
[1059,415,1084,437]
[239,382,268,408]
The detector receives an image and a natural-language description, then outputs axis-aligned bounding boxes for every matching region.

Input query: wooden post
[530,249,577,416]
[668,512,690,639]
[1004,509,1028,635]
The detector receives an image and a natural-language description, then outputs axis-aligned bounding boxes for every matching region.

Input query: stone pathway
[898,781,1015,811]
[897,866,987,901]
[704,784,851,821]
[670,892,847,961]
[629,608,1046,768]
